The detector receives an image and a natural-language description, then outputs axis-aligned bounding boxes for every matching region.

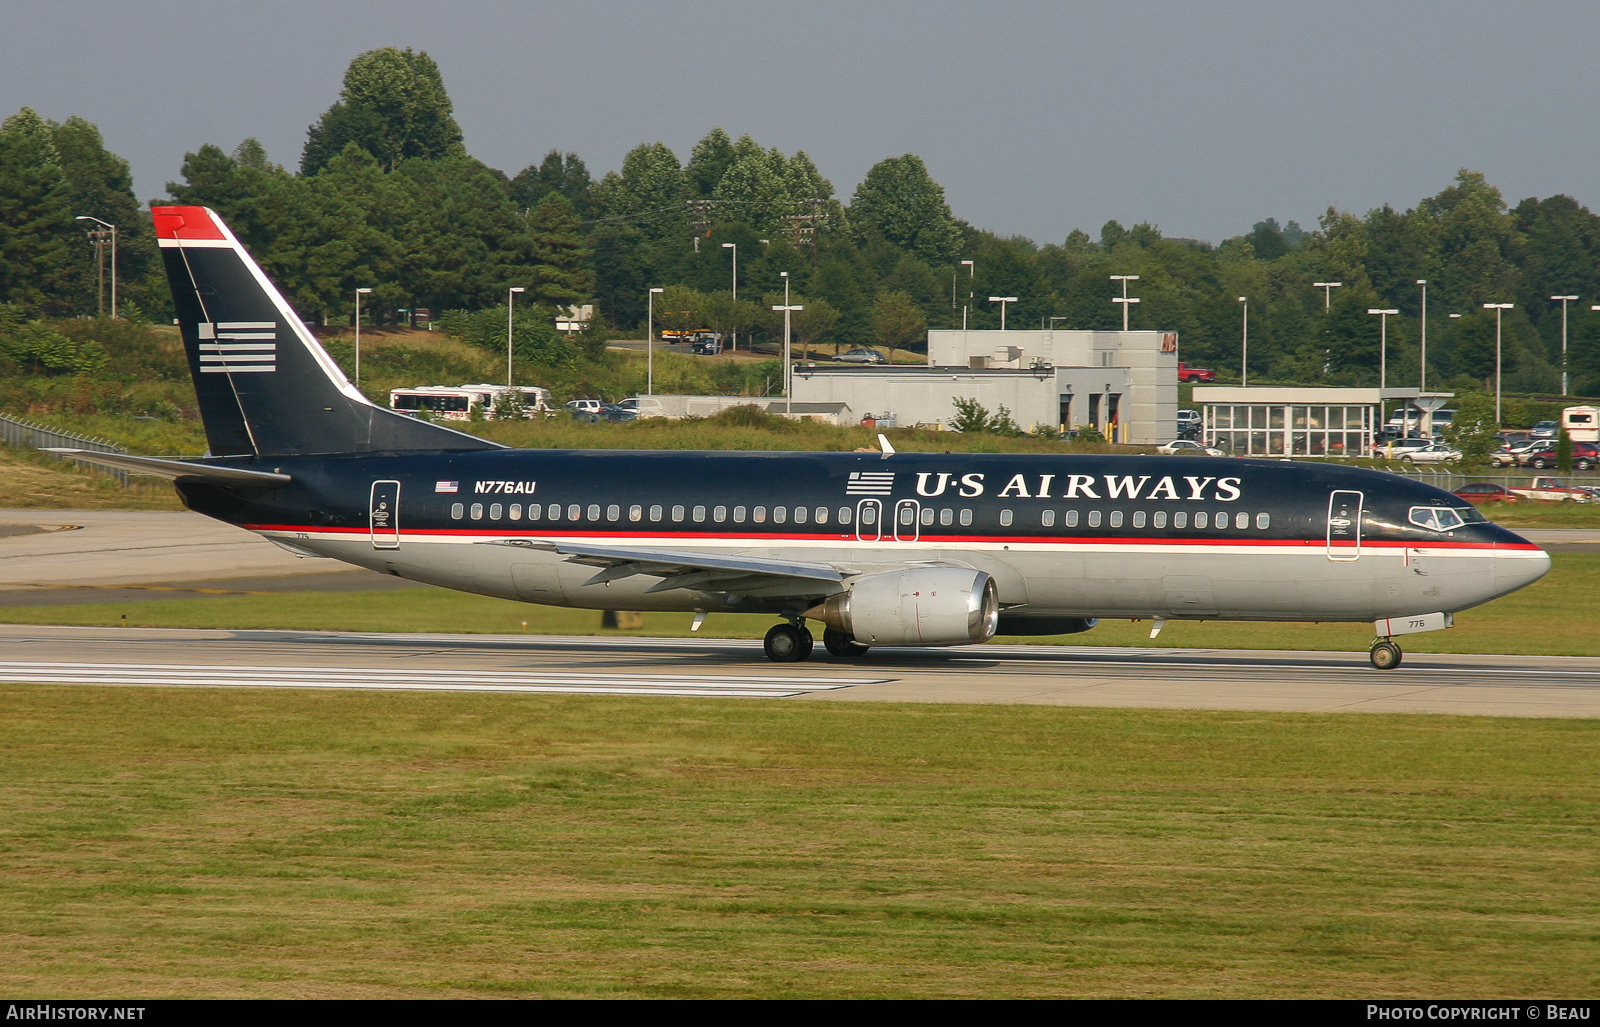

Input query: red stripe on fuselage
[241,523,1541,551]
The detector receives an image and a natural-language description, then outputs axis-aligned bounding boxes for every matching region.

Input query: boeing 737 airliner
[55,207,1550,668]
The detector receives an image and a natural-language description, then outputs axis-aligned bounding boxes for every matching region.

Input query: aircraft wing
[477,538,846,600]
[41,449,292,486]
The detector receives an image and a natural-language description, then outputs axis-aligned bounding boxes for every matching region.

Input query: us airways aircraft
[55,206,1550,669]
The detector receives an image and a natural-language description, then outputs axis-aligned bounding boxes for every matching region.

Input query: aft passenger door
[892,499,922,542]
[370,480,400,549]
[1326,490,1363,562]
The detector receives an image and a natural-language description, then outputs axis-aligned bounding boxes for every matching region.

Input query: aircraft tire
[796,626,815,660]
[763,624,808,662]
[823,629,869,657]
[1370,641,1403,670]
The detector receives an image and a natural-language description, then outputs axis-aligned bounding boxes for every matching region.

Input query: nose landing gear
[1369,637,1403,670]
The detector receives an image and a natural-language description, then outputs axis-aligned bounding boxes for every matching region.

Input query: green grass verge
[4,554,1595,657]
[0,686,1595,997]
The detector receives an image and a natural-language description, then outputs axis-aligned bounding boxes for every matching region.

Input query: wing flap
[477,538,845,599]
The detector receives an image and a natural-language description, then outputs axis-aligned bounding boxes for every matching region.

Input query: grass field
[2,553,1594,657]
[0,686,1596,998]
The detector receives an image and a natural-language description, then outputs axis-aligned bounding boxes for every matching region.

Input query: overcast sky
[7,0,1598,245]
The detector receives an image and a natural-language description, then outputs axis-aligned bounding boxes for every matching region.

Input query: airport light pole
[353,287,372,387]
[1312,281,1342,310]
[646,287,664,396]
[1553,295,1578,395]
[989,296,1017,330]
[960,260,974,329]
[75,216,117,318]
[722,242,737,351]
[1367,308,1399,390]
[772,301,804,415]
[1110,274,1140,331]
[506,286,525,387]
[1417,280,1428,392]
[1484,303,1514,424]
[1239,296,1249,387]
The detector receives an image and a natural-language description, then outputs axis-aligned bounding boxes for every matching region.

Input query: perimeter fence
[0,413,128,485]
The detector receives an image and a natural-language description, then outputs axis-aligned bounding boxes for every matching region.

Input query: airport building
[791,329,1179,443]
[1192,387,1454,457]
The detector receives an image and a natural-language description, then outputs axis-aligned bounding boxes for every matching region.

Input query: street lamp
[1484,303,1514,424]
[722,242,737,352]
[1110,275,1140,331]
[1553,295,1578,395]
[506,287,525,387]
[1239,296,1249,386]
[647,287,664,396]
[1312,281,1342,310]
[989,296,1017,330]
[772,300,804,415]
[960,260,974,330]
[1367,308,1399,390]
[1417,280,1428,391]
[75,216,117,318]
[353,288,373,386]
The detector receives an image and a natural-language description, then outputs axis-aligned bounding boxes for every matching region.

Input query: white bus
[389,384,554,421]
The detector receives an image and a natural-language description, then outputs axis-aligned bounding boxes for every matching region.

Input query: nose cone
[1491,527,1552,596]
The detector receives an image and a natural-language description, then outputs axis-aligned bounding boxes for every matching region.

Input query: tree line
[6,45,1600,396]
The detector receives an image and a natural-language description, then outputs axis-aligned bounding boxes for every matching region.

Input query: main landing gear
[763,622,870,662]
[1369,637,1403,670]
[763,622,813,662]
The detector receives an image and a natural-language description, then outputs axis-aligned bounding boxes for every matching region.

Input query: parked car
[1176,409,1202,426]
[836,348,886,364]
[1530,420,1559,440]
[1157,439,1226,456]
[1519,442,1599,471]
[1491,441,1542,467]
[1452,483,1520,505]
[1372,437,1435,458]
[1398,443,1463,463]
[1177,362,1215,383]
[565,399,602,415]
[598,403,637,422]
[689,337,723,355]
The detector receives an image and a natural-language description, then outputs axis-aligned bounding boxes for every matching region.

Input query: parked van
[1563,405,1599,443]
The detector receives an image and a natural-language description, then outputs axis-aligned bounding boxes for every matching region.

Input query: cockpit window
[1409,506,1465,532]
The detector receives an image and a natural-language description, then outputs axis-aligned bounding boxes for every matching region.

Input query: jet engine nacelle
[806,567,999,646]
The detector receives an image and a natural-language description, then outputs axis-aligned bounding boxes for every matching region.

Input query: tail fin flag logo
[197,322,277,374]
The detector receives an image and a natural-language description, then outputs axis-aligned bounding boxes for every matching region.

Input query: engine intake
[806,567,998,646]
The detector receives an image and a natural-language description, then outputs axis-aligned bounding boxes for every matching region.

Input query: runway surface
[5,623,1600,717]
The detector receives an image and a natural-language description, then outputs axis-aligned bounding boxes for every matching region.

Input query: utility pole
[1484,303,1514,424]
[1553,295,1578,395]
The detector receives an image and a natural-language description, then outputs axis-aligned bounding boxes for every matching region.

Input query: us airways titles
[914,472,1244,502]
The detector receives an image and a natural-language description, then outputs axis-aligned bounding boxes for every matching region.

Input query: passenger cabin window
[1152,510,1167,529]
[773,506,786,524]
[941,508,954,526]
[451,503,464,519]
[733,506,747,523]
[693,505,706,523]
[671,505,685,522]
[509,504,522,520]
[838,507,852,524]
[754,506,767,523]
[815,507,829,525]
[794,507,808,525]
[470,503,484,520]
[650,505,663,522]
[1064,510,1078,528]
[959,509,973,526]
[607,504,620,521]
[1087,510,1102,528]
[1409,506,1465,532]
[489,503,502,520]
[1174,511,1188,529]
[548,503,561,520]
[1132,510,1146,528]
[527,504,541,521]
[859,506,875,525]
[999,509,1013,527]
[568,504,581,521]
[629,505,642,522]
[714,506,727,523]
[1256,512,1270,529]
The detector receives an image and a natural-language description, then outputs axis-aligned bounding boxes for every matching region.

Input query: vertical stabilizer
[153,206,499,457]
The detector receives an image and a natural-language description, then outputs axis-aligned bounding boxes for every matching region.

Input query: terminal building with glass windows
[1192,387,1451,457]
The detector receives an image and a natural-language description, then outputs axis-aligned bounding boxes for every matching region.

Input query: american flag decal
[197,321,276,374]
[434,481,459,493]
[846,471,896,495]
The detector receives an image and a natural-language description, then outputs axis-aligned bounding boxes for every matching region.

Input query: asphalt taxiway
[4,510,1598,717]
[4,624,1600,717]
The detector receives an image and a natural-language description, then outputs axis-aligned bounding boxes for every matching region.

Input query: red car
[1177,361,1215,383]
[1518,442,1598,470]
[1452,483,1519,505]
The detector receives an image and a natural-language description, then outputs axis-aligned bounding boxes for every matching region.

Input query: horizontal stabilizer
[42,449,291,486]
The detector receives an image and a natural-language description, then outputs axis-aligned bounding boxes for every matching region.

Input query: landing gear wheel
[763,624,810,662]
[796,626,814,660]
[823,628,869,657]
[1370,640,1403,670]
